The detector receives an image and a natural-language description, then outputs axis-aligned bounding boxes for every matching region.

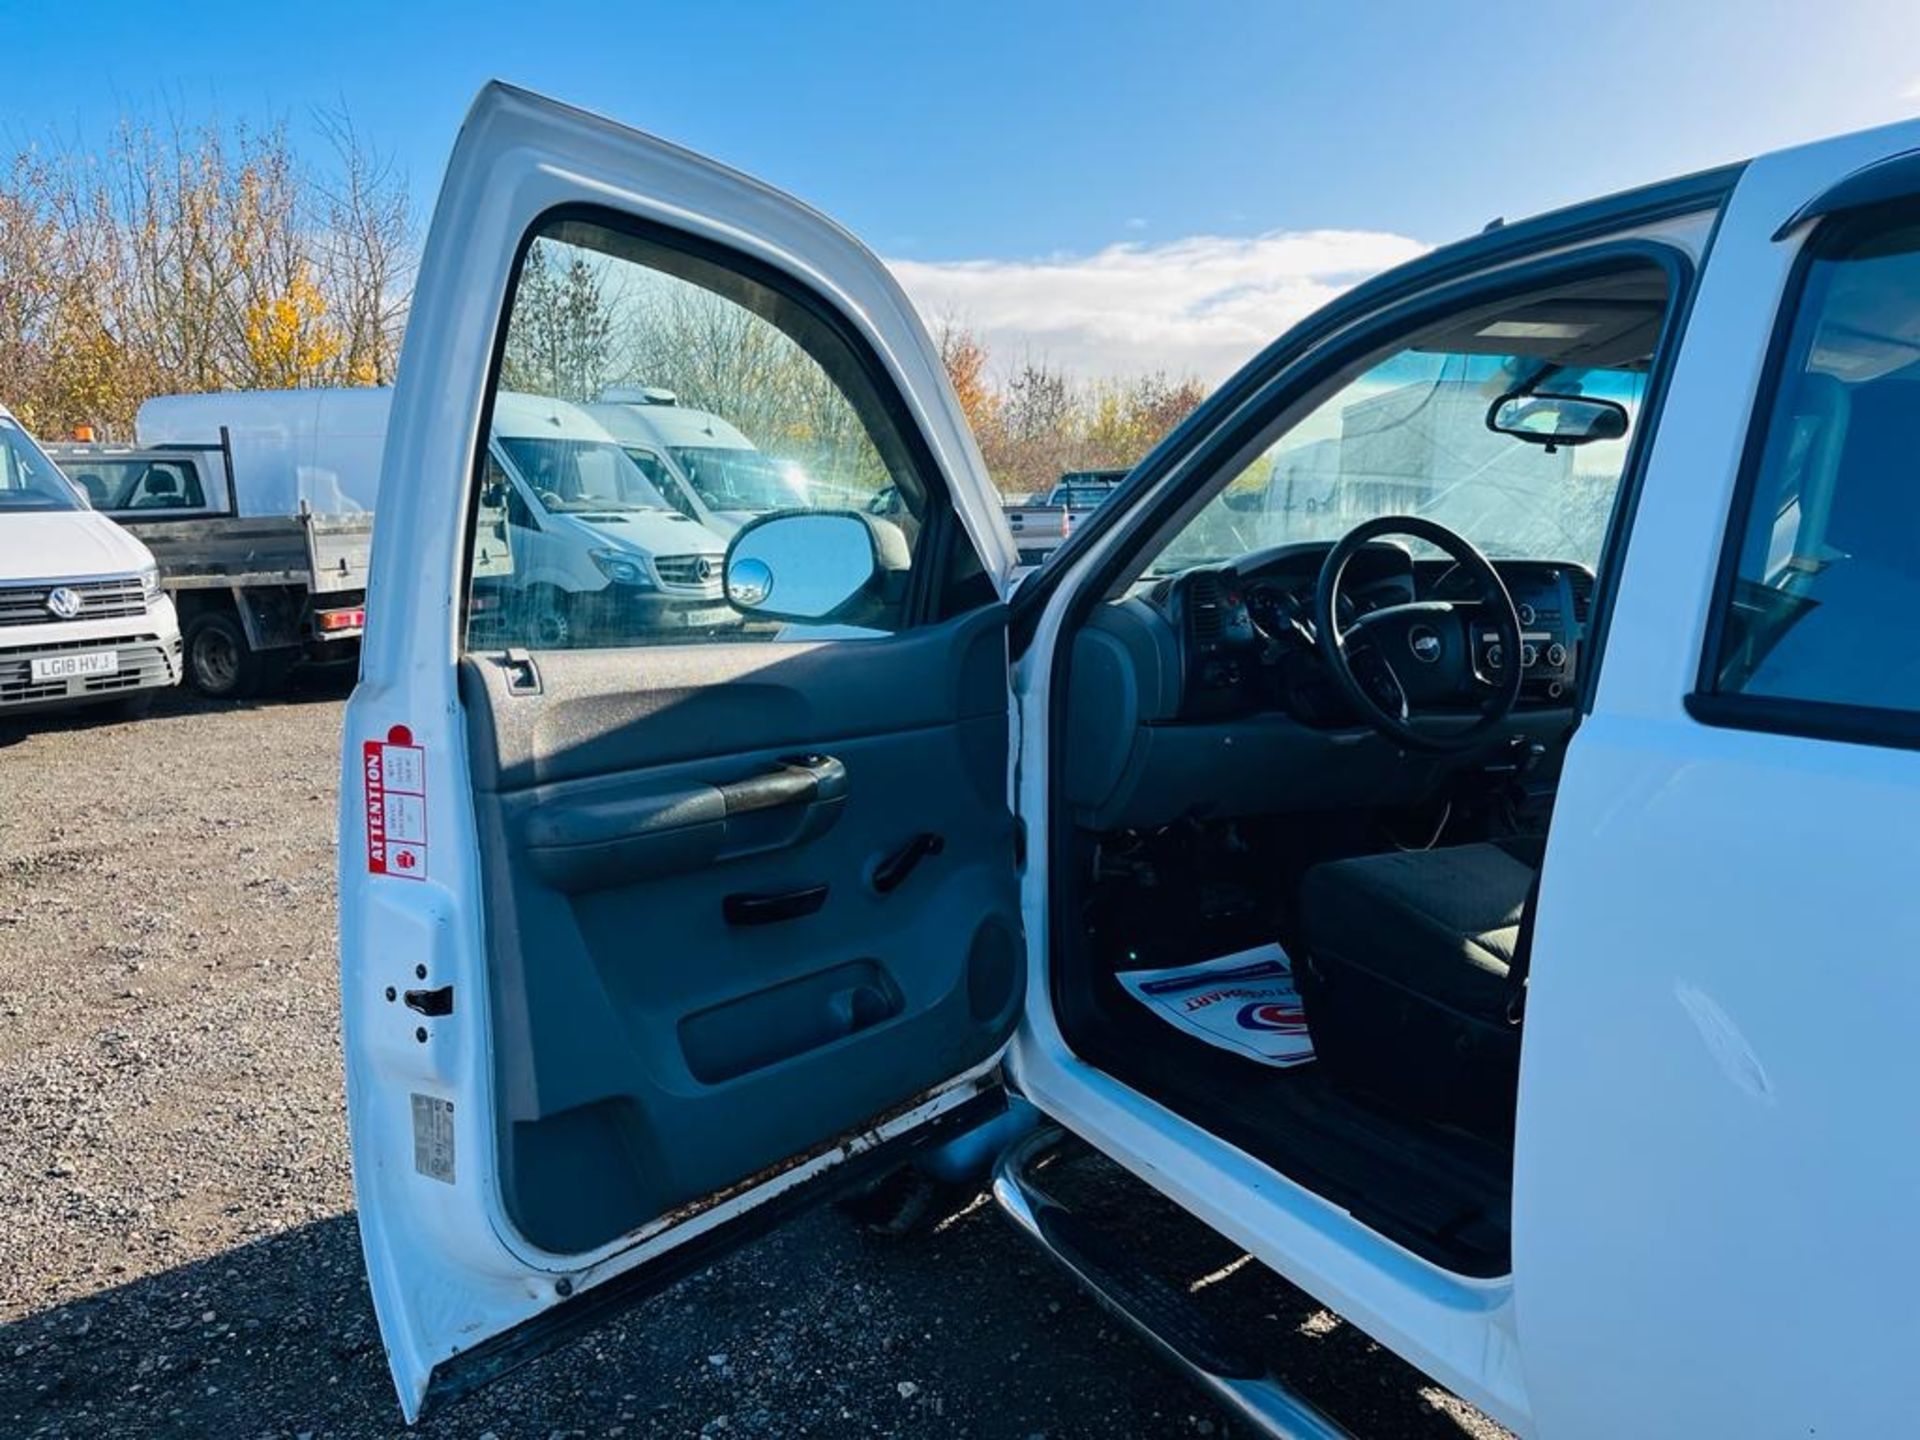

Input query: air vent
[1567,570,1594,627]
[1188,572,1224,643]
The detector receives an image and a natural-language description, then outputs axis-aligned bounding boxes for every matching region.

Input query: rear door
[1514,119,1920,1436]
[339,83,1024,1420]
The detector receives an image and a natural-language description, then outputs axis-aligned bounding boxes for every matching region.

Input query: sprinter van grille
[653,554,724,591]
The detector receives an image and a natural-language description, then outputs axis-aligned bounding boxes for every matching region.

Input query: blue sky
[7,1,1920,379]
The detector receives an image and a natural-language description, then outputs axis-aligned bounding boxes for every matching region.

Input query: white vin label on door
[410,1094,456,1184]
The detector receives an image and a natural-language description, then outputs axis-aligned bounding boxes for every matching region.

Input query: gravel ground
[0,675,1506,1439]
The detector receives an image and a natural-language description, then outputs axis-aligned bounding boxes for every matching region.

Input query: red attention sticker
[364,724,427,879]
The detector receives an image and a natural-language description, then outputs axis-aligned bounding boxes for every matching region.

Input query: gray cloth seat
[1297,839,1540,1022]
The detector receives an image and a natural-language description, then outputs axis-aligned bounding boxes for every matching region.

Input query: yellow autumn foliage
[243,266,345,389]
[936,323,1206,496]
[0,111,412,436]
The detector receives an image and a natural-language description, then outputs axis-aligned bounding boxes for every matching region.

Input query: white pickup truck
[339,85,1920,1437]
[0,404,181,718]
[1004,471,1131,567]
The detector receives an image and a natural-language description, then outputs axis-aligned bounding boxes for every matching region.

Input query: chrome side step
[991,1127,1355,1440]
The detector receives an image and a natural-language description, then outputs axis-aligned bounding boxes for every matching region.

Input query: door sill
[1006,1031,1531,1429]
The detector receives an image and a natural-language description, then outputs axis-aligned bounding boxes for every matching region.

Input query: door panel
[459,609,1021,1255]
[339,82,1022,1419]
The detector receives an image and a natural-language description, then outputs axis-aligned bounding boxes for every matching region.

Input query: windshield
[1149,350,1646,577]
[0,418,85,513]
[670,445,805,512]
[499,436,674,513]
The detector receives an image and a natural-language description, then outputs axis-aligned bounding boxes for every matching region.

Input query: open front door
[339,83,1024,1419]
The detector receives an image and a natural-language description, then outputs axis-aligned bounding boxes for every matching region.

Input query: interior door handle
[521,754,848,892]
[717,754,847,815]
[724,883,830,926]
[871,832,945,894]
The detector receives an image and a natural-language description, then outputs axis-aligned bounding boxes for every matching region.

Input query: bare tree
[311,106,412,385]
[0,102,418,437]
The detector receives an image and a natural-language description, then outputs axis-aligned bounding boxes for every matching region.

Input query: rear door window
[89,458,209,512]
[1703,205,1920,722]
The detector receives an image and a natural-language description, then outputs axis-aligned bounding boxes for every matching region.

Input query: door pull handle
[723,883,829,926]
[871,832,945,895]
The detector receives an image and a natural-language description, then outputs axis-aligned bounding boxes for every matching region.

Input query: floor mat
[1115,944,1315,1067]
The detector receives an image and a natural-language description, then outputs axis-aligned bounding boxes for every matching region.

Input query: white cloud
[888,228,1429,386]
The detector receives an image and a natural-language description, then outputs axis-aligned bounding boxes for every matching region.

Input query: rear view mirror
[724,510,908,625]
[1486,392,1629,450]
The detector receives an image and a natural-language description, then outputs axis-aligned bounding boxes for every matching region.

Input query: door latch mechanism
[404,985,454,1018]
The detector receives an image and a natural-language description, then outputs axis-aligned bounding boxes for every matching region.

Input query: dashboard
[1155,541,1591,721]
[1063,540,1594,830]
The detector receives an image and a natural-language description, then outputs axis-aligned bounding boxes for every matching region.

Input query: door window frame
[1038,239,1703,1143]
[1685,197,1920,753]
[456,202,987,650]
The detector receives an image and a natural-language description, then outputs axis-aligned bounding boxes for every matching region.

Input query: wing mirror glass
[1486,392,1629,450]
[724,510,907,624]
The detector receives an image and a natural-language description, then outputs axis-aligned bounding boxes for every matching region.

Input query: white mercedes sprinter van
[0,404,181,718]
[481,391,735,646]
[586,389,810,537]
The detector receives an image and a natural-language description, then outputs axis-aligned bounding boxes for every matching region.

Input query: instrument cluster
[1160,545,1591,720]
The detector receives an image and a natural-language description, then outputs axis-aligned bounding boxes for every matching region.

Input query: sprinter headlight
[590,550,655,588]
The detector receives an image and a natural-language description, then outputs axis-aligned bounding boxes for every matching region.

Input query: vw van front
[0,405,182,718]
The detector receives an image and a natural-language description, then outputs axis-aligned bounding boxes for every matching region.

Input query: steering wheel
[1314,516,1523,751]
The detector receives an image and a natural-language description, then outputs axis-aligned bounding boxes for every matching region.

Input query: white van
[0,404,180,717]
[586,389,809,537]
[482,392,734,645]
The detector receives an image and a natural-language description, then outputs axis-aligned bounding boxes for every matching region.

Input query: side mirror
[1486,392,1629,450]
[724,510,909,624]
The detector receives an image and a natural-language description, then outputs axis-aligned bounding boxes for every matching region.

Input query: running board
[991,1127,1354,1440]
